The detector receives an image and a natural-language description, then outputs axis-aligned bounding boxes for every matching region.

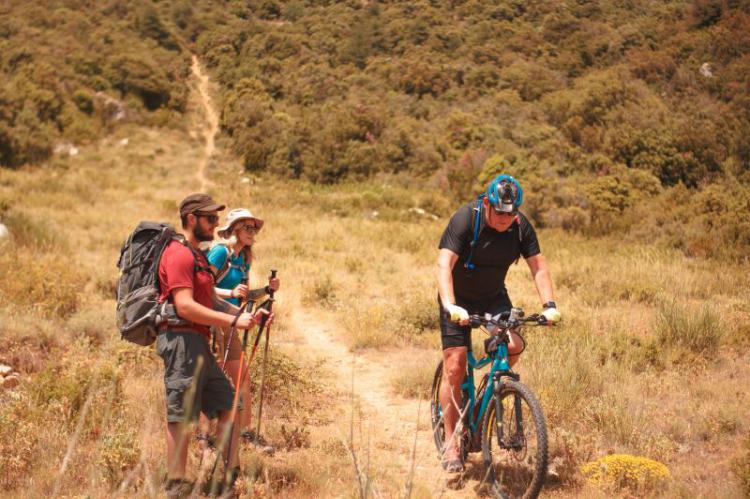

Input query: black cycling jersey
[438,201,540,303]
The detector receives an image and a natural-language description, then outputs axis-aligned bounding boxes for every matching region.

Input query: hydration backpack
[115,222,189,346]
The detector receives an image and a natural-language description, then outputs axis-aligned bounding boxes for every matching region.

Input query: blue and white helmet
[486,174,523,213]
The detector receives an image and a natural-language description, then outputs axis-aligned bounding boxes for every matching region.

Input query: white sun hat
[217,208,264,238]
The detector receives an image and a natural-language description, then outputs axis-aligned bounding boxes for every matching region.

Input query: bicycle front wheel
[481,379,547,499]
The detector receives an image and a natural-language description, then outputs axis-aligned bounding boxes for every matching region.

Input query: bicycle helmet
[486,174,523,213]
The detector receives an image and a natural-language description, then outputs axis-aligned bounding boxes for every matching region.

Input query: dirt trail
[191,55,219,192]
[289,309,482,497]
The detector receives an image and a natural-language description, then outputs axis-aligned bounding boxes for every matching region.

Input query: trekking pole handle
[268,269,277,300]
[256,269,277,331]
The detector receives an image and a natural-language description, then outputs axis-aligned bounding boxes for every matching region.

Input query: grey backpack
[115,222,189,346]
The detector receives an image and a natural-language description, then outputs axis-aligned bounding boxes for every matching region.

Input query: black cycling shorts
[438,293,513,350]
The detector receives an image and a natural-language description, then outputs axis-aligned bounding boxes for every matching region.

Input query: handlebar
[468,311,550,331]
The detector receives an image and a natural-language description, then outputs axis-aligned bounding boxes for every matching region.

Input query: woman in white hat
[206,208,279,446]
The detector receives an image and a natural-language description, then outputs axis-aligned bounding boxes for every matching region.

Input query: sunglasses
[239,224,260,234]
[195,213,219,224]
[491,208,516,217]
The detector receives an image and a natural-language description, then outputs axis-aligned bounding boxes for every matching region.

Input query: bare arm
[525,254,554,306]
[247,287,268,300]
[212,294,239,314]
[248,276,280,300]
[436,248,460,308]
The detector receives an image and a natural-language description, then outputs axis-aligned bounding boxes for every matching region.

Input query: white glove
[445,304,469,323]
[542,307,561,324]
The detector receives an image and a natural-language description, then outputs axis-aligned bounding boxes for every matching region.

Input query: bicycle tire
[430,361,445,454]
[481,379,548,499]
[430,361,470,460]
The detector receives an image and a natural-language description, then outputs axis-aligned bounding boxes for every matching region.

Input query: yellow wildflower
[581,453,670,492]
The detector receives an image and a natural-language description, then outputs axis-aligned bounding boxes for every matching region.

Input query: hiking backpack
[115,221,187,346]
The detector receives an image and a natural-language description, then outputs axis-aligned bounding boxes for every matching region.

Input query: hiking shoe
[240,430,264,444]
[241,430,275,455]
[196,433,216,450]
[165,478,194,499]
[441,458,465,473]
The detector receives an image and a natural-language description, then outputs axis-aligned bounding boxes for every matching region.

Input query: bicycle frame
[461,336,513,435]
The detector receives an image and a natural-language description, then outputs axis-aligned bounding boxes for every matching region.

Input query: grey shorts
[156,330,236,423]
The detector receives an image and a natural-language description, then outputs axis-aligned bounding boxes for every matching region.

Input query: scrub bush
[581,454,670,492]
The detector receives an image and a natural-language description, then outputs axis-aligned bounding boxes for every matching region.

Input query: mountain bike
[430,308,550,499]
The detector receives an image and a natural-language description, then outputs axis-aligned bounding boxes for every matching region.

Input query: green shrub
[389,360,435,398]
[72,89,94,114]
[0,209,64,248]
[395,293,438,340]
[655,301,723,360]
[0,401,38,490]
[0,246,85,318]
[302,274,338,309]
[98,424,141,485]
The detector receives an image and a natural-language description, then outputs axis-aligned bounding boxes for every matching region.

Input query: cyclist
[436,174,560,472]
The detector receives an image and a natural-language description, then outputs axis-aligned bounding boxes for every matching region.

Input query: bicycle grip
[268,269,277,299]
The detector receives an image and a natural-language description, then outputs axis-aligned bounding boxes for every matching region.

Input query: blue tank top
[206,244,250,306]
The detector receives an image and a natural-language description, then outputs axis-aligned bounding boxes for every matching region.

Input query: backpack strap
[463,196,484,270]
[464,198,525,269]
[178,238,215,281]
[213,244,233,284]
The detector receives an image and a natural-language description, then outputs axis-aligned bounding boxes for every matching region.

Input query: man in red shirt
[157,193,271,497]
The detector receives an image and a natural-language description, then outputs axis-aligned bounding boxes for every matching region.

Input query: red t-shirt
[158,240,215,339]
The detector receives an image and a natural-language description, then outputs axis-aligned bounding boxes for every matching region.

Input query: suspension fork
[493,373,505,447]
[492,372,523,449]
[513,387,524,445]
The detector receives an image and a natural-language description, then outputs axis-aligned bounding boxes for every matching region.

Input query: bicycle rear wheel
[430,361,445,454]
[430,361,470,460]
[481,379,547,499]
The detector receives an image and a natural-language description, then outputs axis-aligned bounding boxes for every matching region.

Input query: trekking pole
[221,276,249,371]
[218,270,276,479]
[254,270,277,440]
[209,289,258,495]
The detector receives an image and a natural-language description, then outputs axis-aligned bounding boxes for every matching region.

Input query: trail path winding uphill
[191,56,220,192]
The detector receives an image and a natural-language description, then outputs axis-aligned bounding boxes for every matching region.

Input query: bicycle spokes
[483,380,547,499]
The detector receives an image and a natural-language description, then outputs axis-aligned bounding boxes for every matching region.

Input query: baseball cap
[178,193,225,217]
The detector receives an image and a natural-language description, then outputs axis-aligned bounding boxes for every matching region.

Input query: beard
[194,224,214,242]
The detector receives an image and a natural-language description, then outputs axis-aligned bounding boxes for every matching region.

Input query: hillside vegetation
[2,0,749,259]
[0,0,189,166]
[180,0,750,258]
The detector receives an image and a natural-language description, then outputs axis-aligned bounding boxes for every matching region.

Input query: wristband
[230,289,235,298]
[543,301,557,310]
